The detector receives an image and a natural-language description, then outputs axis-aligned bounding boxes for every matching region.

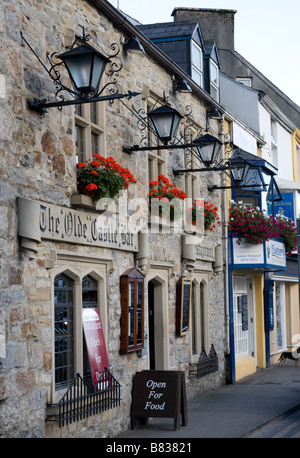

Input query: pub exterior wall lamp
[20,29,140,114]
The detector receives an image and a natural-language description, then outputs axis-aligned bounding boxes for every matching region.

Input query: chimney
[172,8,236,53]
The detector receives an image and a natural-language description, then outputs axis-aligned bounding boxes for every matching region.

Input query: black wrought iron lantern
[193,133,223,166]
[229,153,250,183]
[148,105,183,145]
[58,43,110,95]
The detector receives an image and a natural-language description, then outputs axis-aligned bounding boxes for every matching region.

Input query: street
[246,405,300,438]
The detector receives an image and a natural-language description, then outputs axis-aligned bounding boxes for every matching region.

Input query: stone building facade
[0,0,227,437]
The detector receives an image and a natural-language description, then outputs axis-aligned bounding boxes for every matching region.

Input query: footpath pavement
[116,361,300,439]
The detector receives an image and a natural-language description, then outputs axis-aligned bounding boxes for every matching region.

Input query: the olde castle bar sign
[18,197,138,255]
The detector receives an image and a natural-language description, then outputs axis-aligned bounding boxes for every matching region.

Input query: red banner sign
[82,308,110,388]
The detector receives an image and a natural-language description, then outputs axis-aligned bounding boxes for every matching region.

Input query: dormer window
[210,60,219,102]
[191,41,203,87]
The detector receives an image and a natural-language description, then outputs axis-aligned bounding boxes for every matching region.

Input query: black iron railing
[189,345,218,378]
[46,368,121,427]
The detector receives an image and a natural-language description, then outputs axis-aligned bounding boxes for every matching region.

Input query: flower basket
[149,175,187,221]
[77,154,136,201]
[187,199,220,232]
[228,202,297,254]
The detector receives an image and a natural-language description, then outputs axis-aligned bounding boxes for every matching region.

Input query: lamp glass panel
[151,113,174,141]
[231,163,249,182]
[197,142,220,164]
[170,113,182,139]
[90,54,107,93]
[65,54,93,92]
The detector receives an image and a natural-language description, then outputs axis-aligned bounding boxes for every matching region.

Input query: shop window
[120,268,145,352]
[54,274,75,390]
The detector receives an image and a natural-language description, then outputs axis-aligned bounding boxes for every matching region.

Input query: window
[147,101,167,183]
[120,268,145,352]
[210,60,219,102]
[54,274,75,390]
[270,120,278,168]
[74,101,105,164]
[236,77,252,87]
[190,277,208,361]
[82,275,98,384]
[191,41,203,87]
[184,126,200,203]
[53,264,107,395]
[297,143,300,183]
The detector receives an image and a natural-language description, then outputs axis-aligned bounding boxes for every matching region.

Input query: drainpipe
[227,233,236,383]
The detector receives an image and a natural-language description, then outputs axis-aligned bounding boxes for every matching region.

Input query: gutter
[87,0,225,112]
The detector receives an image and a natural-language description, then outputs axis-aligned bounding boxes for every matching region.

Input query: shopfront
[229,235,287,381]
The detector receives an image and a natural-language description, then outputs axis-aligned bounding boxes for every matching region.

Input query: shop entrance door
[233,276,256,359]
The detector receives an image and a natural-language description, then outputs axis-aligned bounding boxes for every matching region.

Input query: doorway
[233,276,256,359]
[147,277,168,370]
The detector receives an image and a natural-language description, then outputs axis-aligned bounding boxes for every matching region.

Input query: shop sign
[82,308,110,388]
[232,237,286,271]
[18,197,138,253]
[267,192,294,220]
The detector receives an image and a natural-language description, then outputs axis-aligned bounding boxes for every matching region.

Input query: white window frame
[210,60,219,102]
[191,41,203,87]
[236,77,252,87]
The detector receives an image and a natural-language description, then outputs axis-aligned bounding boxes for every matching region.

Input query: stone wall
[0,0,226,437]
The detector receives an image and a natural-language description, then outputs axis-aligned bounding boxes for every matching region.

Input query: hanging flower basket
[77,154,136,201]
[228,202,297,254]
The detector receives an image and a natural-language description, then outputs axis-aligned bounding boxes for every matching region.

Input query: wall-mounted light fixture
[207,148,278,192]
[20,29,140,114]
[124,36,146,54]
[173,78,192,93]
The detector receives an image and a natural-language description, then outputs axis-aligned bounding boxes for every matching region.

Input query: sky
[108,0,300,107]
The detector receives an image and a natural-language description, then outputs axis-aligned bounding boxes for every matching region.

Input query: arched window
[82,275,98,384]
[54,274,74,389]
[190,276,209,361]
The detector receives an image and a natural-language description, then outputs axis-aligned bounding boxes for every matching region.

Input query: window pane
[192,43,201,70]
[54,274,74,390]
[210,84,219,102]
[75,125,84,164]
[200,283,205,349]
[90,102,98,124]
[82,275,98,384]
[192,67,201,86]
[75,103,83,117]
[91,133,99,155]
[137,283,142,344]
[210,61,218,85]
[129,283,134,345]
[192,284,197,355]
